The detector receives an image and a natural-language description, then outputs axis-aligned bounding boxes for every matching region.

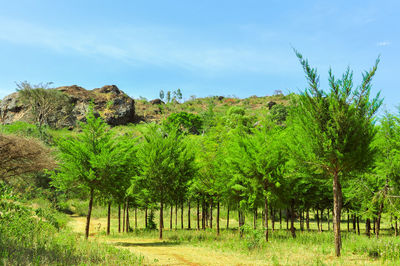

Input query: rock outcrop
[0,85,135,127]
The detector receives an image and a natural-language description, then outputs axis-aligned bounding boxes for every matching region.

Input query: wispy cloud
[0,17,293,75]
[377,41,391,47]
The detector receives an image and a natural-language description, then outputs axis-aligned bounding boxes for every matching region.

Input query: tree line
[44,52,396,257]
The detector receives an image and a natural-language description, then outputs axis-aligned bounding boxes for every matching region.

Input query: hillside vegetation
[2,55,400,265]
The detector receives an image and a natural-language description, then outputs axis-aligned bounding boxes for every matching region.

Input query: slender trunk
[253,208,257,229]
[118,204,121,233]
[271,208,275,231]
[316,209,320,232]
[135,208,137,229]
[226,205,230,229]
[181,201,184,229]
[175,203,178,230]
[197,199,200,230]
[202,200,205,230]
[280,209,282,229]
[328,209,330,231]
[188,200,191,229]
[306,209,310,231]
[122,202,126,233]
[347,210,350,232]
[159,201,163,239]
[286,209,289,230]
[262,210,265,228]
[353,215,356,232]
[126,199,129,232]
[373,217,376,234]
[85,188,94,239]
[107,202,111,235]
[217,201,220,235]
[320,209,324,232]
[377,179,389,238]
[395,217,398,237]
[366,218,371,238]
[357,216,360,235]
[300,210,304,231]
[170,205,173,229]
[264,196,269,241]
[209,199,213,229]
[333,172,343,257]
[145,207,148,229]
[290,200,296,238]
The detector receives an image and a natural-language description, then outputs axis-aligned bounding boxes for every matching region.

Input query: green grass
[0,186,143,265]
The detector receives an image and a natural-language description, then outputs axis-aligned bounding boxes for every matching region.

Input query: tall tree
[289,50,382,256]
[51,106,130,239]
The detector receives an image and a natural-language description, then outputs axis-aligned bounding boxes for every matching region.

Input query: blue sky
[0,0,398,111]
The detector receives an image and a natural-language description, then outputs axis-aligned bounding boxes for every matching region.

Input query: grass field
[65,201,400,265]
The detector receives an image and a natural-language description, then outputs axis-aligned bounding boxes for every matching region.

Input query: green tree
[51,106,132,239]
[289,50,382,256]
[137,125,195,239]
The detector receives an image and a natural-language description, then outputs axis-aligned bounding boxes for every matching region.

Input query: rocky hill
[0,85,135,127]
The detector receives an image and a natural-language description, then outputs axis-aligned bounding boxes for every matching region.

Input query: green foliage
[165,111,203,134]
[147,211,157,230]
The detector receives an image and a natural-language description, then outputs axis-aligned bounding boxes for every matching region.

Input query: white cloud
[377,41,391,47]
[0,17,293,75]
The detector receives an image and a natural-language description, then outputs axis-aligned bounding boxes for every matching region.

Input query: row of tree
[49,52,396,257]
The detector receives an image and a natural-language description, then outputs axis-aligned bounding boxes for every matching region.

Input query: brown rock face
[0,85,135,127]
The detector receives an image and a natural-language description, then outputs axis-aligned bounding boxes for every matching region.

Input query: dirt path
[68,216,264,265]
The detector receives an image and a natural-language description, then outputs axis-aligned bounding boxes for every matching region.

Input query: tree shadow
[113,241,180,247]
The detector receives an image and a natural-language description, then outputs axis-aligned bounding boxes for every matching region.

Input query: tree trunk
[271,207,275,231]
[366,218,371,238]
[209,199,213,229]
[85,188,94,239]
[135,208,137,229]
[145,207,148,229]
[320,209,324,232]
[373,217,376,234]
[181,201,184,229]
[357,216,360,235]
[188,200,191,229]
[316,209,320,232]
[122,202,126,233]
[170,205,173,229]
[286,209,289,230]
[333,172,343,257]
[159,201,163,239]
[347,210,349,232]
[217,201,220,235]
[227,205,230,229]
[264,196,269,242]
[175,203,178,230]
[300,210,304,231]
[197,199,200,230]
[290,200,296,238]
[253,208,257,229]
[118,204,121,233]
[328,209,330,231]
[395,217,398,237]
[353,215,356,232]
[306,209,310,231]
[107,202,111,235]
[202,200,206,230]
[126,199,129,232]
[280,209,282,229]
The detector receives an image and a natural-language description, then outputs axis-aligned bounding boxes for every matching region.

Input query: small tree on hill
[17,81,72,136]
